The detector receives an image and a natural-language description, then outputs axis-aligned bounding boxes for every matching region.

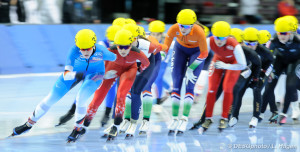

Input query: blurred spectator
[278,0,298,17]
[37,0,62,24]
[0,0,26,23]
[62,0,100,24]
[240,0,261,24]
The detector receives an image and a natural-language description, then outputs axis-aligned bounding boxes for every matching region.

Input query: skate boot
[125,121,137,139]
[56,111,74,127]
[291,102,300,123]
[102,123,113,138]
[168,117,179,135]
[269,112,278,124]
[139,119,149,135]
[278,113,287,126]
[176,116,188,135]
[249,117,258,128]
[189,120,203,130]
[11,122,32,137]
[218,118,228,132]
[228,117,238,127]
[198,119,213,134]
[100,115,110,127]
[119,119,130,134]
[258,113,264,123]
[67,127,86,143]
[107,125,118,142]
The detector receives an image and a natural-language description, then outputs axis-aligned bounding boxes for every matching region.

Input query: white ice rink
[0,73,299,152]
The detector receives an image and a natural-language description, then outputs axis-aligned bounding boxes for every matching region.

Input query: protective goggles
[214,36,228,41]
[109,41,114,45]
[277,32,290,35]
[80,47,93,51]
[117,45,131,50]
[244,41,258,46]
[178,24,193,29]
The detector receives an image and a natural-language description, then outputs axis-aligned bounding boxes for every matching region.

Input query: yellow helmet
[112,17,126,27]
[211,21,231,37]
[75,29,97,49]
[122,24,139,38]
[258,30,271,44]
[125,18,136,25]
[203,25,210,37]
[230,28,243,43]
[149,20,165,33]
[274,17,294,32]
[243,27,259,41]
[282,15,298,32]
[176,9,197,25]
[114,29,134,45]
[137,26,146,37]
[105,25,122,41]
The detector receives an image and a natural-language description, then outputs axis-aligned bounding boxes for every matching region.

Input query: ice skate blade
[176,131,184,136]
[168,130,175,136]
[249,125,256,128]
[218,128,224,133]
[101,134,108,138]
[106,136,115,142]
[189,125,200,130]
[279,122,285,126]
[139,131,146,135]
[55,123,65,127]
[125,134,134,139]
[119,130,125,134]
[269,120,277,124]
[293,119,299,124]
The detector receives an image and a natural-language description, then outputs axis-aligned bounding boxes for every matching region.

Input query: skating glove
[249,77,264,89]
[104,70,118,79]
[215,61,229,69]
[241,67,252,79]
[63,71,84,80]
[186,67,197,84]
[160,51,166,61]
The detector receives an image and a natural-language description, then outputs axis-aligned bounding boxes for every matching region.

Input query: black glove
[75,72,85,80]
[249,78,259,89]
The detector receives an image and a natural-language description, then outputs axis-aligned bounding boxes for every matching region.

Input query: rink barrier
[0,24,276,74]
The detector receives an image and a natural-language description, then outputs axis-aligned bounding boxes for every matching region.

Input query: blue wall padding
[0,24,276,74]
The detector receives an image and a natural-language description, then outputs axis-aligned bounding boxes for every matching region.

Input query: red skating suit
[85,45,150,124]
[205,36,246,119]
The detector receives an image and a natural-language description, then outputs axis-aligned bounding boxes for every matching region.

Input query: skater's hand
[186,67,197,84]
[104,70,117,79]
[215,61,229,69]
[63,71,76,80]
[160,51,166,61]
[241,67,252,79]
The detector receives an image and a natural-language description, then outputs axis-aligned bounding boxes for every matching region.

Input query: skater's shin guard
[124,93,132,119]
[142,91,153,118]
[30,102,51,123]
[183,93,194,117]
[171,92,181,117]
[75,106,86,128]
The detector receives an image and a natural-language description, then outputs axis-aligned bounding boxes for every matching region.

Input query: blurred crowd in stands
[0,0,299,24]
